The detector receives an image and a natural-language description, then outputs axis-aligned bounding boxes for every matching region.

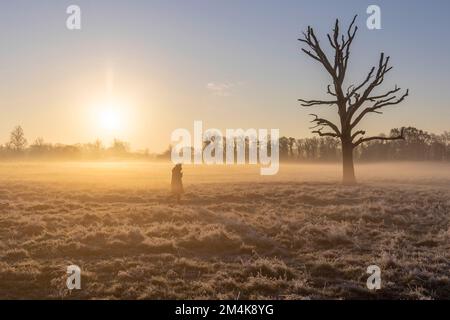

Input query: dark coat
[171,166,184,194]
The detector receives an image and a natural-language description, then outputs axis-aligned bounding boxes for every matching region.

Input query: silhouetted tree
[8,126,27,152]
[319,137,340,161]
[29,137,50,157]
[288,137,296,158]
[279,137,290,160]
[109,139,130,156]
[158,145,173,160]
[298,16,409,184]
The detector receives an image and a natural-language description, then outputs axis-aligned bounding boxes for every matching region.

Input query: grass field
[0,161,449,299]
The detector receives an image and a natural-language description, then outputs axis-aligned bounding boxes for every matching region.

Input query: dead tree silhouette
[298,16,409,184]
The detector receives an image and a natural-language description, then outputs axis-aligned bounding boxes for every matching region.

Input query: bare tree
[109,138,130,156]
[298,16,409,184]
[9,125,27,152]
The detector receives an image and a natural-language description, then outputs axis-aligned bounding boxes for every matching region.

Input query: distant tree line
[0,126,152,160]
[1,125,449,162]
[279,127,450,162]
[161,126,450,163]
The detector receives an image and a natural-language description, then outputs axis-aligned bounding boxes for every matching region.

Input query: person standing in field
[171,163,184,203]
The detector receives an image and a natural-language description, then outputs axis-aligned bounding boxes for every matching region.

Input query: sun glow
[88,98,132,140]
[83,66,141,143]
[99,107,121,131]
[92,99,128,133]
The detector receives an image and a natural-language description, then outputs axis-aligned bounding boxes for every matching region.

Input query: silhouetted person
[171,163,184,203]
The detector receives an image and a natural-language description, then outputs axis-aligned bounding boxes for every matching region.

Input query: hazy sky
[0,0,449,152]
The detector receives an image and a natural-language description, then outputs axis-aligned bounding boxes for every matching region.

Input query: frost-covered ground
[0,162,449,299]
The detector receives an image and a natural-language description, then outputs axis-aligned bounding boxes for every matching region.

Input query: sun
[99,108,121,131]
[93,100,126,133]
[88,98,132,139]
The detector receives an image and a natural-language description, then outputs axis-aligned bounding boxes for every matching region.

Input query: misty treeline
[161,126,450,163]
[1,125,449,162]
[0,126,151,160]
[280,127,450,162]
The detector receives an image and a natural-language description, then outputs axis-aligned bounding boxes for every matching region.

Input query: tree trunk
[342,140,356,185]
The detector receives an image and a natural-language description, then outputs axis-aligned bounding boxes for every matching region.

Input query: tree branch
[346,53,394,121]
[309,114,341,137]
[327,85,337,97]
[298,98,337,107]
[298,26,337,81]
[353,127,405,147]
[351,130,366,141]
[312,128,340,138]
[351,89,409,129]
[299,16,359,117]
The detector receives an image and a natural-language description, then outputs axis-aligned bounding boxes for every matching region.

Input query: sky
[0,0,449,152]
